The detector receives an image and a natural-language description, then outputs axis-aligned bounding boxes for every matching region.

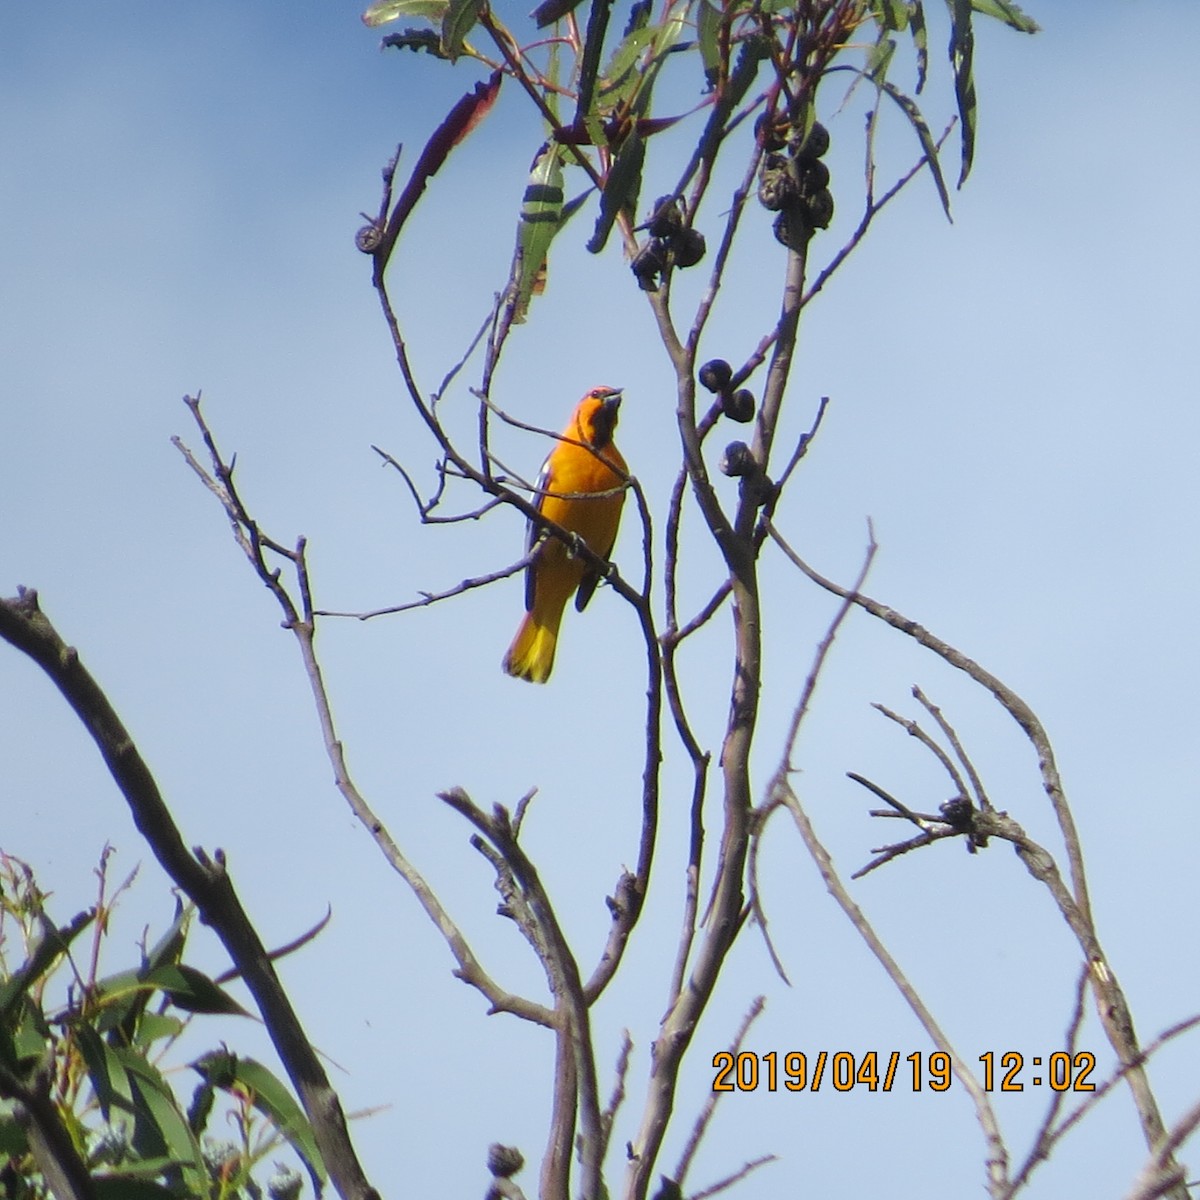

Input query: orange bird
[502,387,628,683]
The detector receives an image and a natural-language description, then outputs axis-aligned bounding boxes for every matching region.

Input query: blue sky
[3,2,1200,1197]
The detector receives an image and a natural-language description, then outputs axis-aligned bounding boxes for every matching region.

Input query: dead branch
[439,789,604,1200]
[0,589,381,1200]
[777,780,1010,1197]
[688,1154,778,1200]
[174,397,554,1029]
[316,554,532,621]
[673,996,766,1190]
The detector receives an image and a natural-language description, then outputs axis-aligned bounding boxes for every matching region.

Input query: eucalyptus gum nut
[797,120,830,159]
[699,359,733,393]
[673,227,706,269]
[722,389,755,423]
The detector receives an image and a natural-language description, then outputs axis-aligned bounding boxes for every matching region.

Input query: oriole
[502,387,628,683]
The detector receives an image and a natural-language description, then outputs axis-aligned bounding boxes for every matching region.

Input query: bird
[502,386,628,683]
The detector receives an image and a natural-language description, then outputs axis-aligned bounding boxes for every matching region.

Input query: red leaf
[372,70,502,275]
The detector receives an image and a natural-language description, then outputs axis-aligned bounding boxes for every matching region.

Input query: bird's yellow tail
[502,612,558,684]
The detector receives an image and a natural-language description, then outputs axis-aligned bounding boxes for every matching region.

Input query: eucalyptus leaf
[877,76,952,218]
[440,0,483,61]
[233,1057,328,1191]
[361,0,447,28]
[509,142,567,324]
[587,130,644,254]
[144,962,250,1017]
[946,0,977,185]
[972,0,1039,32]
[911,0,929,92]
[117,1049,208,1193]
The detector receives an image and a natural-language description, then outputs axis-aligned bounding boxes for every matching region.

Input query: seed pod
[671,227,706,269]
[805,189,834,229]
[797,120,830,160]
[355,222,383,254]
[631,239,666,291]
[647,195,682,239]
[757,154,796,212]
[773,209,811,250]
[722,388,755,423]
[798,158,830,194]
[487,1145,525,1179]
[699,359,733,393]
[719,441,757,478]
[754,112,789,152]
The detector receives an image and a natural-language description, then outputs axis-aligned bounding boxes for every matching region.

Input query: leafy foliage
[361,0,1038,318]
[0,852,319,1199]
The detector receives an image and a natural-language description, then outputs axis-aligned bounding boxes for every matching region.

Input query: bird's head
[581,386,623,449]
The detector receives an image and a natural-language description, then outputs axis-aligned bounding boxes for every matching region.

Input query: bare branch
[439,789,604,1200]
[777,781,1010,1197]
[600,1030,634,1161]
[689,1154,778,1200]
[871,702,973,814]
[317,554,531,621]
[673,996,766,1189]
[913,684,994,812]
[176,398,554,1029]
[762,521,1092,923]
[0,589,382,1200]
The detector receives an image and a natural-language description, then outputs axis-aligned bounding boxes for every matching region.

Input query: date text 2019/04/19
[712,1050,1098,1093]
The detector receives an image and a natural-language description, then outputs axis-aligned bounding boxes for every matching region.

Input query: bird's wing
[573,520,617,613]
[524,450,554,612]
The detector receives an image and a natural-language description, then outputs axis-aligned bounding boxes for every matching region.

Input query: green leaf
[508,142,567,324]
[132,1011,184,1049]
[597,6,685,114]
[867,34,897,83]
[116,1048,208,1193]
[440,0,483,60]
[141,901,189,975]
[877,76,952,218]
[597,23,658,104]
[945,0,977,185]
[361,0,447,27]
[232,1058,327,1192]
[143,963,250,1017]
[586,129,644,253]
[696,0,722,84]
[532,0,587,26]
[911,1,929,92]
[76,1023,135,1122]
[10,997,50,1063]
[691,32,768,169]
[90,966,150,1042]
[972,0,1039,32]
[0,1101,29,1158]
[871,0,910,30]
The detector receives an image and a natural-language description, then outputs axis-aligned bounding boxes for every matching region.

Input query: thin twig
[317,554,531,621]
[763,522,1187,1177]
[871,702,972,812]
[673,996,766,1189]
[0,589,382,1200]
[689,1154,779,1200]
[778,780,1010,1197]
[174,399,553,1030]
[600,1030,634,1160]
[913,685,994,812]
